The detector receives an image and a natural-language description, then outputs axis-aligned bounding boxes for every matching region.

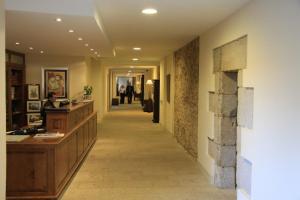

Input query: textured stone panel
[221,36,247,71]
[208,139,236,167]
[237,156,252,196]
[215,72,238,95]
[215,94,238,117]
[237,87,254,129]
[174,38,199,158]
[208,91,215,112]
[214,165,236,188]
[213,48,221,73]
[214,116,237,145]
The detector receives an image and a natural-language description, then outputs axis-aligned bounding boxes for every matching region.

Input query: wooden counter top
[7,111,97,146]
[44,100,93,113]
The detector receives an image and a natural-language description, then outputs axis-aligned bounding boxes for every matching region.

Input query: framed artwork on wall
[43,68,68,98]
[27,101,41,113]
[27,84,40,100]
[27,113,42,126]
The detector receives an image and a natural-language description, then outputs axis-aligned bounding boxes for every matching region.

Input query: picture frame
[27,101,41,113]
[27,113,42,126]
[27,84,40,100]
[43,68,68,98]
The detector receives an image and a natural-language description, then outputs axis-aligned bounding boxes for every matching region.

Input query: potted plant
[83,85,93,100]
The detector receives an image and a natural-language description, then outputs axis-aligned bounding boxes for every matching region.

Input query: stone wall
[174,38,199,158]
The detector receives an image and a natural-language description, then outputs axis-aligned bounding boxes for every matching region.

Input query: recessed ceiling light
[15,42,20,45]
[94,52,98,54]
[56,18,62,22]
[133,47,142,51]
[78,37,83,41]
[40,51,44,54]
[85,43,89,47]
[90,48,94,51]
[130,66,134,68]
[142,8,158,15]
[132,58,139,61]
[29,47,34,50]
[68,29,74,33]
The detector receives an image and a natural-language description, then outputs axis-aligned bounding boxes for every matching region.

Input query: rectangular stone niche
[238,87,254,129]
[208,138,236,167]
[215,72,238,95]
[214,165,236,189]
[237,156,252,196]
[214,116,237,145]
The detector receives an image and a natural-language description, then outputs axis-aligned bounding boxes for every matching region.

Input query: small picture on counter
[27,101,41,112]
[27,113,42,126]
[27,84,40,100]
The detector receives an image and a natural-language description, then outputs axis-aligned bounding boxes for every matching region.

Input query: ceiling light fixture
[68,29,74,33]
[56,18,62,22]
[78,37,83,41]
[133,47,142,51]
[132,58,139,61]
[29,47,34,50]
[90,48,94,51]
[142,8,158,15]
[85,43,89,47]
[40,51,44,54]
[130,66,134,68]
[15,42,20,45]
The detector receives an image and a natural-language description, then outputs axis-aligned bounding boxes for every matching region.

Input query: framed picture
[27,101,41,112]
[43,69,68,98]
[27,84,40,100]
[27,113,42,126]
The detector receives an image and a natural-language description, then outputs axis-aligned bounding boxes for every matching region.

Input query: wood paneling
[7,102,97,200]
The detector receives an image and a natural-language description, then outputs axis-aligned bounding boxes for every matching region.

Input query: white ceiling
[5,0,250,65]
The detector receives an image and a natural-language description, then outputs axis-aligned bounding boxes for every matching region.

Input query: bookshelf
[6,50,26,130]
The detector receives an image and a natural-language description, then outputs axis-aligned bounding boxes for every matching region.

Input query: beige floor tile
[61,106,236,200]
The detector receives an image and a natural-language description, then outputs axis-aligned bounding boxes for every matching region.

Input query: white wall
[160,54,175,134]
[0,0,6,198]
[197,1,300,200]
[26,54,89,98]
[87,58,105,122]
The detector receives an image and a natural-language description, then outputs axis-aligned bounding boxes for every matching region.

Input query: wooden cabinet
[7,102,97,200]
[6,50,26,130]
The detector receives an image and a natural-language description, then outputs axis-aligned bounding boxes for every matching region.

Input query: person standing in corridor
[126,81,135,104]
[119,85,126,104]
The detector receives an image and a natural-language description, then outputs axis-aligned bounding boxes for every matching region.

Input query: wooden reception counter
[6,101,97,200]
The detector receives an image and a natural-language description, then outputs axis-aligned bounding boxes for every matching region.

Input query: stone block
[208,91,215,112]
[221,36,247,71]
[208,139,236,167]
[215,72,238,95]
[213,48,221,73]
[237,87,254,129]
[214,165,236,188]
[237,156,252,196]
[214,116,237,145]
[215,94,237,117]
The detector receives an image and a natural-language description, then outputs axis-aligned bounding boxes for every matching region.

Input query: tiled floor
[62,107,236,200]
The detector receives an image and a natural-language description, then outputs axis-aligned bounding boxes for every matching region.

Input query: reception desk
[6,101,97,200]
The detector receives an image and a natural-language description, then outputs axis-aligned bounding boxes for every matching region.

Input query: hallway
[62,108,236,200]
